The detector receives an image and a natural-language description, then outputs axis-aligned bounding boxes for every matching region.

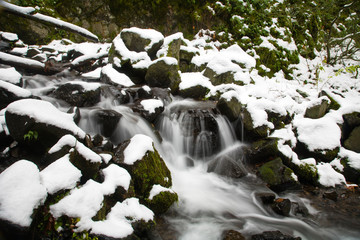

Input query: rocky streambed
[0,27,360,240]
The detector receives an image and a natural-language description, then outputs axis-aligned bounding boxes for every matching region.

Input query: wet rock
[258,158,300,192]
[248,138,279,164]
[271,198,291,216]
[145,186,178,215]
[251,230,301,240]
[207,156,246,178]
[291,201,310,217]
[256,192,276,204]
[304,96,330,119]
[93,109,122,138]
[323,190,338,201]
[0,80,33,109]
[26,47,41,58]
[145,57,181,93]
[67,106,81,124]
[292,162,318,185]
[164,34,182,62]
[53,82,101,107]
[207,146,246,178]
[179,84,210,100]
[132,98,165,123]
[344,126,360,153]
[137,85,153,99]
[222,230,246,240]
[217,96,242,122]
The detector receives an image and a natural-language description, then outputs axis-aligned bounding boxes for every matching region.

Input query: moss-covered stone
[179,85,210,100]
[295,163,318,185]
[145,58,181,93]
[241,108,269,141]
[258,158,300,192]
[69,149,101,181]
[217,96,242,122]
[344,126,360,153]
[340,158,360,184]
[304,97,330,119]
[203,67,235,86]
[248,138,280,164]
[145,190,178,215]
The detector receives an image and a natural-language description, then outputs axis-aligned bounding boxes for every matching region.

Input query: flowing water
[22,72,359,240]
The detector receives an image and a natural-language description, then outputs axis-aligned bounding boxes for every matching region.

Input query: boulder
[145,185,178,215]
[344,126,360,153]
[207,145,246,178]
[145,57,181,93]
[120,27,164,59]
[132,99,165,123]
[222,230,246,240]
[179,46,199,72]
[319,90,340,111]
[271,198,291,216]
[203,67,235,86]
[5,99,86,150]
[93,109,122,138]
[304,97,330,119]
[251,231,301,240]
[258,158,300,192]
[113,135,173,201]
[248,138,280,164]
[164,33,183,62]
[53,81,101,107]
[241,108,270,141]
[217,96,242,122]
[255,192,276,205]
[179,84,209,100]
[0,80,33,109]
[341,158,360,184]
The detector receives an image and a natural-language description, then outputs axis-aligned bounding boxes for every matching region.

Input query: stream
[22,70,359,240]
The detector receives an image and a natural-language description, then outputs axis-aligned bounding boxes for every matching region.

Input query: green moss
[131,147,172,200]
[145,190,178,215]
[296,163,318,185]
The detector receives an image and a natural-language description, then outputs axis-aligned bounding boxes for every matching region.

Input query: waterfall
[19,74,359,240]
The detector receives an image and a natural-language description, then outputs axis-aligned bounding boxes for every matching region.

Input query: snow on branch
[0,0,99,42]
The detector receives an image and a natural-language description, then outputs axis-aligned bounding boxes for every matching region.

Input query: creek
[22,71,359,240]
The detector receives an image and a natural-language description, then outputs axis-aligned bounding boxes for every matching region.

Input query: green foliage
[24,130,38,141]
[72,232,99,240]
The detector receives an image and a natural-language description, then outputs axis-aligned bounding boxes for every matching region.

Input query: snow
[0,51,45,68]
[220,44,256,69]
[149,184,175,200]
[0,160,47,227]
[100,153,112,164]
[89,198,153,238]
[101,64,134,87]
[40,154,82,194]
[0,1,35,14]
[0,31,19,42]
[339,147,360,170]
[48,134,102,163]
[317,162,346,187]
[66,80,101,91]
[0,80,32,98]
[6,99,86,139]
[151,56,178,66]
[293,116,341,151]
[206,55,242,75]
[33,13,98,42]
[123,134,154,165]
[82,67,102,79]
[140,99,164,114]
[179,72,212,90]
[101,164,131,194]
[112,34,152,69]
[121,27,164,51]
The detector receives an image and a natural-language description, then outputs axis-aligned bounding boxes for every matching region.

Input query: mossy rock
[294,163,318,185]
[241,108,269,141]
[248,138,279,164]
[217,96,242,122]
[145,58,181,93]
[178,85,210,100]
[319,90,340,111]
[203,67,235,86]
[258,158,300,192]
[344,126,360,153]
[340,158,360,184]
[69,149,101,181]
[53,83,101,107]
[121,147,172,200]
[304,97,330,119]
[145,190,178,215]
[166,37,182,62]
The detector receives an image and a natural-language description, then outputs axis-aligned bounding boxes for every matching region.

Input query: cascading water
[21,73,359,240]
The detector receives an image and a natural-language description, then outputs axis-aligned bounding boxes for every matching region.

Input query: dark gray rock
[258,158,300,192]
[271,198,291,216]
[304,97,330,119]
[344,126,360,153]
[145,58,181,93]
[251,231,301,240]
[217,96,242,122]
[93,109,122,138]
